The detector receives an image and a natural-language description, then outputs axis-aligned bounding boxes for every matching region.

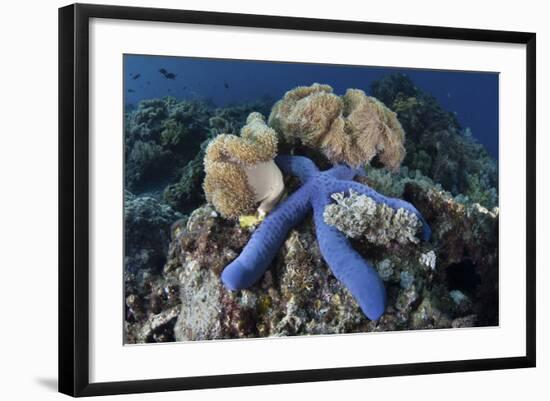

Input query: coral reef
[123,77,499,343]
[126,163,498,342]
[371,73,498,208]
[162,141,208,213]
[155,164,497,341]
[123,191,184,343]
[219,155,430,320]
[124,191,183,274]
[268,83,405,171]
[203,112,284,219]
[125,98,212,192]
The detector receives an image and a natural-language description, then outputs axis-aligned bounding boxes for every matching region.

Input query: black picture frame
[58,3,536,397]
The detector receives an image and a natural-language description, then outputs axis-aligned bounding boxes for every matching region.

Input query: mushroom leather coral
[268,83,406,171]
[221,155,431,320]
[203,112,284,219]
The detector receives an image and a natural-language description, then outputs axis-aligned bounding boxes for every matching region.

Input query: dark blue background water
[124,55,499,158]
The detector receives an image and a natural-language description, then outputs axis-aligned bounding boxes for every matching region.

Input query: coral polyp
[221,155,431,320]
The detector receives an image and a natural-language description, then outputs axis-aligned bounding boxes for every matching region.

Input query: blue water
[124,55,499,158]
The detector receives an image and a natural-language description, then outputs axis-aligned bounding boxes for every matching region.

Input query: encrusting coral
[268,83,406,171]
[220,154,431,320]
[323,189,422,246]
[203,112,285,219]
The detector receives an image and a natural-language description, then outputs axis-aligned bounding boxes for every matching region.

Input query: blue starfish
[221,155,431,320]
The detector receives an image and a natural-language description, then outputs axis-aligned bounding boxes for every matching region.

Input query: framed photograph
[58,3,536,397]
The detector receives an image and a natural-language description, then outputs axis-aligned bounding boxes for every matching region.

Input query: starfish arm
[275,155,319,183]
[334,180,432,241]
[312,206,387,320]
[221,185,311,290]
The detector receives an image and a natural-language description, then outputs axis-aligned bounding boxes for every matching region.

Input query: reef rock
[154,168,498,342]
[124,191,184,343]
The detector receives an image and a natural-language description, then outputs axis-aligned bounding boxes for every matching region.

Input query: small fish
[165,72,176,80]
[128,89,135,93]
[132,74,141,80]
[182,86,187,90]
[159,68,167,75]
[224,81,229,89]
[147,81,151,85]
[168,89,172,92]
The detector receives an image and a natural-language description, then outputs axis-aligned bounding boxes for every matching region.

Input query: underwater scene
[123,54,499,344]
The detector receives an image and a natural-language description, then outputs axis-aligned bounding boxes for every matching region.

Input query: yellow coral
[268,83,405,171]
[203,113,284,219]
